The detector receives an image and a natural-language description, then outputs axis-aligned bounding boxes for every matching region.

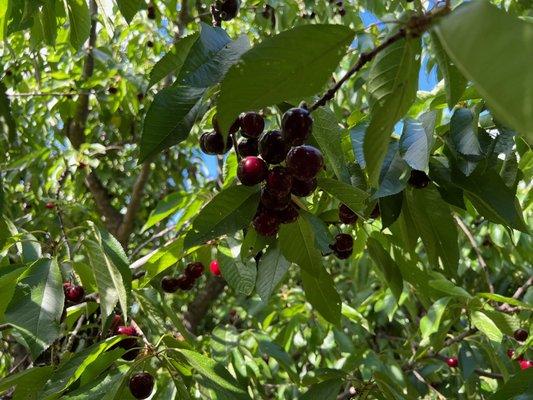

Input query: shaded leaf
[367,238,403,302]
[219,248,256,296]
[116,0,142,23]
[66,0,90,50]
[449,108,482,160]
[317,177,368,216]
[256,244,289,301]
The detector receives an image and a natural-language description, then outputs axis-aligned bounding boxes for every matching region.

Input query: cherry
[64,284,85,303]
[259,130,288,164]
[200,131,232,155]
[339,204,358,224]
[239,112,264,138]
[147,4,156,19]
[129,372,155,399]
[176,275,195,290]
[370,204,381,219]
[217,0,240,20]
[446,357,459,368]
[45,202,55,209]
[237,156,268,186]
[184,262,205,279]
[237,137,259,157]
[519,360,532,370]
[514,328,528,342]
[161,276,180,293]
[253,211,280,237]
[147,40,154,48]
[332,233,353,252]
[276,203,299,224]
[334,248,352,260]
[507,349,525,361]
[291,178,317,197]
[137,92,144,102]
[108,86,118,95]
[286,145,324,181]
[338,7,346,16]
[213,114,240,135]
[408,170,431,189]
[110,314,123,332]
[210,260,221,276]
[281,107,313,146]
[114,325,140,360]
[260,189,291,211]
[116,325,137,336]
[266,166,293,197]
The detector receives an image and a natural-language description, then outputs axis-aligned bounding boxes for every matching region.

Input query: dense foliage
[0,0,532,399]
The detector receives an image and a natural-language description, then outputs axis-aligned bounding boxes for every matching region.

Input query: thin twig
[444,328,477,347]
[512,276,533,299]
[131,224,177,258]
[0,323,11,331]
[61,315,85,355]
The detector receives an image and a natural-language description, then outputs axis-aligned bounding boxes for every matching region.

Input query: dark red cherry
[258,130,288,164]
[260,188,291,211]
[446,357,459,368]
[45,202,55,209]
[408,170,431,189]
[237,156,268,186]
[281,107,313,146]
[276,203,299,224]
[218,0,240,20]
[129,372,154,399]
[514,329,529,342]
[266,166,293,197]
[237,137,259,157]
[239,112,264,138]
[339,204,358,224]
[161,276,180,293]
[253,211,280,237]
[291,178,317,197]
[213,114,240,135]
[176,275,195,291]
[286,145,324,181]
[147,4,156,19]
[200,131,232,155]
[65,285,85,303]
[334,249,352,259]
[184,262,205,279]
[333,233,353,252]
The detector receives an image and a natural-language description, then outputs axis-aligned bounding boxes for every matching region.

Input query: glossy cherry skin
[253,211,280,237]
[237,156,268,186]
[45,202,55,209]
[281,107,313,146]
[212,114,240,135]
[291,178,317,197]
[237,137,259,157]
[333,233,353,252]
[519,360,533,370]
[339,204,358,224]
[161,276,180,293]
[258,130,288,165]
[514,328,528,342]
[200,131,232,155]
[129,372,155,399]
[276,203,299,224]
[260,188,291,211]
[286,145,324,181]
[446,357,459,368]
[266,166,293,197]
[210,260,221,276]
[184,262,205,279]
[64,285,85,303]
[239,112,264,138]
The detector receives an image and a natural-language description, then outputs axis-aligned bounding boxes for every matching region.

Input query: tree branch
[85,172,122,233]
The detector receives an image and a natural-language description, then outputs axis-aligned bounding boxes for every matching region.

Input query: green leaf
[451,167,527,232]
[142,191,190,232]
[419,297,451,342]
[471,310,503,342]
[490,368,533,400]
[258,341,299,383]
[399,116,433,172]
[256,244,290,301]
[139,86,206,162]
[84,239,128,322]
[367,238,403,302]
[430,31,467,109]
[405,186,459,275]
[375,140,410,198]
[65,0,90,50]
[428,278,472,299]
[449,108,482,160]
[217,24,354,135]
[240,228,270,262]
[434,0,533,142]
[317,177,368,216]
[175,349,251,400]
[0,366,53,399]
[184,186,259,248]
[40,0,57,46]
[0,0,10,40]
[148,33,199,88]
[1,78,17,142]
[379,193,403,230]
[219,248,256,295]
[5,258,64,359]
[312,107,351,183]
[97,227,131,293]
[0,265,28,320]
[278,217,322,276]
[301,269,341,326]
[116,0,142,23]
[476,293,533,310]
[364,36,421,186]
[300,379,343,400]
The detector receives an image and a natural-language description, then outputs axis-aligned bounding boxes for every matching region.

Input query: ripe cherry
[176,275,195,290]
[291,178,317,197]
[277,203,299,224]
[266,166,293,197]
[514,328,528,342]
[108,86,118,95]
[408,170,431,189]
[115,325,140,360]
[147,4,156,19]
[237,137,259,157]
[281,107,313,146]
[200,131,232,155]
[184,262,205,279]
[253,211,280,237]
[339,204,358,224]
[286,145,324,181]
[333,233,353,252]
[110,314,123,332]
[334,248,352,260]
[237,156,268,186]
[45,202,55,209]
[161,276,180,293]
[239,112,264,138]
[129,372,155,399]
[210,260,221,276]
[260,189,291,211]
[146,40,154,48]
[217,0,240,20]
[258,130,288,164]
[519,360,532,370]
[64,284,85,303]
[446,357,459,368]
[213,114,240,135]
[116,325,137,336]
[507,349,524,361]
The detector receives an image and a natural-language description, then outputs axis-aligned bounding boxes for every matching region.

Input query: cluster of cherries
[161,260,222,292]
[508,328,532,370]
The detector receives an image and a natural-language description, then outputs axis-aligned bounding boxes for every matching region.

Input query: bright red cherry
[64,284,85,303]
[129,372,155,399]
[339,204,358,224]
[239,112,264,138]
[237,156,268,186]
[446,357,459,368]
[45,202,55,209]
[184,262,205,279]
[116,325,137,336]
[286,145,324,181]
[281,107,313,146]
[519,360,533,370]
[291,178,317,197]
[258,130,288,164]
[210,260,221,276]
